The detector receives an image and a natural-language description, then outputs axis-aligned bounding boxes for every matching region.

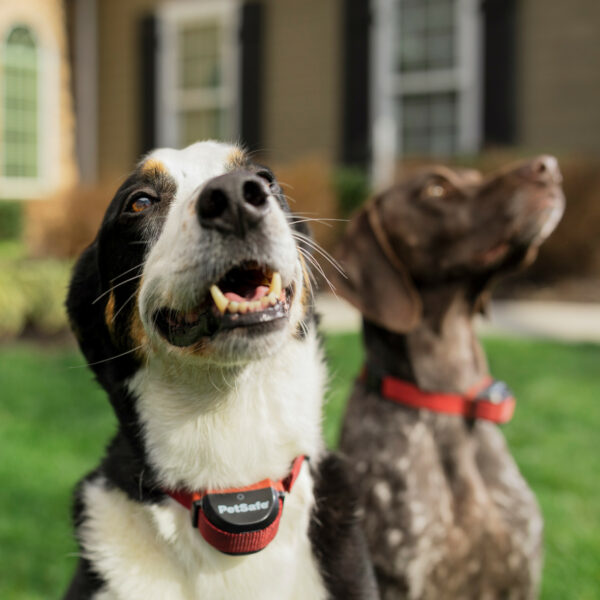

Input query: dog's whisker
[288,217,348,229]
[298,247,338,296]
[292,232,347,279]
[295,238,347,279]
[286,211,350,223]
[110,261,146,283]
[207,368,227,394]
[91,274,144,305]
[276,180,294,190]
[69,345,145,369]
[111,288,139,323]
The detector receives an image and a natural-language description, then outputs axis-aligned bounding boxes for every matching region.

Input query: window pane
[399,92,457,155]
[179,22,222,90]
[179,108,224,146]
[396,0,455,72]
[3,25,38,178]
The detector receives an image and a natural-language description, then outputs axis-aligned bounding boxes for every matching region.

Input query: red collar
[165,456,305,555]
[362,369,516,424]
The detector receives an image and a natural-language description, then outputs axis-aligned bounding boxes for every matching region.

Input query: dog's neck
[125,330,326,491]
[363,285,488,394]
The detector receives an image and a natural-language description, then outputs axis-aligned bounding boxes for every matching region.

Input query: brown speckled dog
[335,156,565,599]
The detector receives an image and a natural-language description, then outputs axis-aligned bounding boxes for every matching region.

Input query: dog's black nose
[197,171,270,236]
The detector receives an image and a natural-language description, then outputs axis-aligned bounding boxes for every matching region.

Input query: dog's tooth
[238,301,249,314]
[260,296,270,308]
[269,272,282,298]
[228,301,240,313]
[267,293,277,305]
[210,285,229,314]
[251,300,261,311]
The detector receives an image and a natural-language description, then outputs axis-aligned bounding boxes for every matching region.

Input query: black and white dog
[64,141,377,599]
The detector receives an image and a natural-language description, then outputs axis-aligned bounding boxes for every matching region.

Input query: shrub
[25,185,111,258]
[0,259,71,339]
[0,268,29,337]
[333,166,370,217]
[0,201,23,240]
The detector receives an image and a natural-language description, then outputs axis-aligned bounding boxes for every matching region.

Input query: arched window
[2,25,39,178]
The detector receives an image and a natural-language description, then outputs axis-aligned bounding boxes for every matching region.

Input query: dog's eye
[128,194,156,213]
[422,182,449,200]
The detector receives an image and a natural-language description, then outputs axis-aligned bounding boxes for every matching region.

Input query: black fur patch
[309,453,379,599]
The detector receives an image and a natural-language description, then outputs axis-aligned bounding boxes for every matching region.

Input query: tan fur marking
[128,288,148,359]
[226,147,247,170]
[104,292,115,335]
[141,158,168,177]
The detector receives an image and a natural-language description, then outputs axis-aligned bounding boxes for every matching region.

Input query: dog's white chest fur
[81,468,326,600]
[79,332,328,600]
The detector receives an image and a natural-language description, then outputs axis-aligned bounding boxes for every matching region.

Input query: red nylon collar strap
[165,455,305,555]
[361,369,516,424]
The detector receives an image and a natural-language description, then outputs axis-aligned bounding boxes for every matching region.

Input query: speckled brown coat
[335,158,565,599]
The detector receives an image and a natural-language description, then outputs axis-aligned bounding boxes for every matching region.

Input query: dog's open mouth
[154,262,292,347]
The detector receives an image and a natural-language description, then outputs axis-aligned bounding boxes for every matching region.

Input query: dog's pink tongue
[224,285,270,303]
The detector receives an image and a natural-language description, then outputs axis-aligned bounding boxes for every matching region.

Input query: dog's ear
[66,241,127,388]
[334,208,422,333]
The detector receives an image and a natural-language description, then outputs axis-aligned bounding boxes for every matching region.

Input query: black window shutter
[341,0,371,167]
[139,14,158,155]
[240,2,264,154]
[483,0,517,145]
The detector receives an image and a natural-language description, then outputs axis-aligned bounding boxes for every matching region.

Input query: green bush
[0,269,29,337]
[0,259,71,338]
[0,201,23,240]
[334,166,370,217]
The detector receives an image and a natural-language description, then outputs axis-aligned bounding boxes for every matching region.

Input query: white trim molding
[370,0,483,188]
[156,0,240,149]
[74,0,98,184]
[0,19,61,199]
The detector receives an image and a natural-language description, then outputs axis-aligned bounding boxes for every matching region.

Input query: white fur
[81,465,326,600]
[79,141,329,598]
[130,329,326,491]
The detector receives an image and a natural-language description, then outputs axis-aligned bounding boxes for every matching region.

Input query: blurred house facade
[3,0,599,195]
[0,0,77,200]
[60,0,600,189]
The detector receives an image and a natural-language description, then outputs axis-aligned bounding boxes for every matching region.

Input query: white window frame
[371,0,482,188]
[0,22,60,199]
[156,0,240,149]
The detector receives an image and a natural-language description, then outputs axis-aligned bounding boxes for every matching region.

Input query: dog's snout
[521,155,562,185]
[197,171,270,236]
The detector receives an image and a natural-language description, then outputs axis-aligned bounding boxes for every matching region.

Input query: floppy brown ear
[333,208,422,333]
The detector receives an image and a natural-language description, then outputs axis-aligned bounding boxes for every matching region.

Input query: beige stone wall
[517,0,600,154]
[0,0,77,197]
[97,0,158,181]
[95,0,342,180]
[262,0,342,164]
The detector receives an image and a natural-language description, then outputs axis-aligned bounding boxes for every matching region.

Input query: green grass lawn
[1,335,598,599]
